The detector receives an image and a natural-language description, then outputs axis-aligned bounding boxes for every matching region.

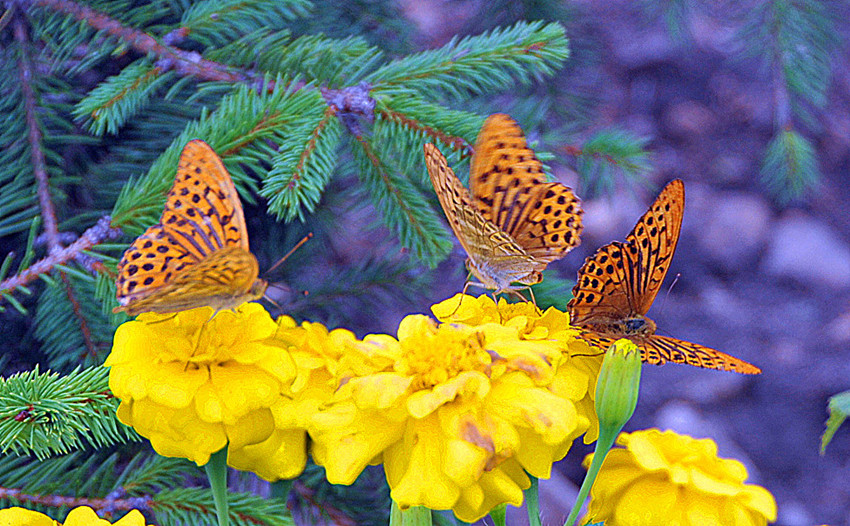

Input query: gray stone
[693,190,772,273]
[761,212,850,289]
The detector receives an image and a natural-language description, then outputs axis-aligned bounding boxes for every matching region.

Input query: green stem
[205,447,230,526]
[563,431,616,526]
[525,475,541,526]
[389,501,432,526]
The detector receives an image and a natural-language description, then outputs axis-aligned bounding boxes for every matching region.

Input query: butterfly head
[249,278,269,301]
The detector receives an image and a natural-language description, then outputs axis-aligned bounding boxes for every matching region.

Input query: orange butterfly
[568,179,761,374]
[425,114,583,298]
[113,140,267,316]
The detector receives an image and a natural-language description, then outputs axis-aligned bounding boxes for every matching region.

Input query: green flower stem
[563,430,616,526]
[489,503,507,526]
[390,501,432,526]
[563,339,641,526]
[525,475,541,526]
[205,447,230,526]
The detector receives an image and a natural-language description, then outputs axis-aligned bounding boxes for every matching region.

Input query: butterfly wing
[160,140,249,256]
[115,140,252,310]
[116,246,261,315]
[642,334,761,374]
[568,179,684,325]
[470,113,583,262]
[424,142,539,287]
[568,241,636,325]
[573,331,761,375]
[622,179,684,314]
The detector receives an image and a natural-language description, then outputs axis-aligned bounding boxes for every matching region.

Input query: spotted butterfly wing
[114,140,266,315]
[424,142,540,290]
[470,114,583,263]
[568,180,760,374]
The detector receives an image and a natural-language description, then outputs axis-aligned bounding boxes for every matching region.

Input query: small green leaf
[821,390,850,454]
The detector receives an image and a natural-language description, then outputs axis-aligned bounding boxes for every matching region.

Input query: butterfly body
[114,140,266,316]
[583,315,657,339]
[568,180,761,375]
[425,114,583,296]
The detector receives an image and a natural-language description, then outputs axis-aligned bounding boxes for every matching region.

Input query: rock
[693,190,772,273]
[761,212,850,289]
[664,99,718,138]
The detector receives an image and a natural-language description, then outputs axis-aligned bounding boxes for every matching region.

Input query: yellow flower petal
[586,429,777,526]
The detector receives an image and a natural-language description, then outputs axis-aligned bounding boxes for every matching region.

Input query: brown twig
[0,217,121,296]
[29,0,266,87]
[59,272,97,361]
[13,12,61,255]
[289,106,338,190]
[377,107,474,157]
[292,481,356,526]
[562,144,619,166]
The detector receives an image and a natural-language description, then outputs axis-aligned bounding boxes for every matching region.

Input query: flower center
[401,324,492,390]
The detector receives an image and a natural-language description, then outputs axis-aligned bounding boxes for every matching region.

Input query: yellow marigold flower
[229,315,368,481]
[310,311,589,523]
[0,506,150,525]
[433,293,602,443]
[106,304,297,467]
[584,429,778,526]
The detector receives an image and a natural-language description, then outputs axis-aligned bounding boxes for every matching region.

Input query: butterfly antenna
[659,272,681,316]
[265,233,313,276]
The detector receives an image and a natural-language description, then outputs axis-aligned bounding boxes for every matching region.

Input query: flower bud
[594,338,641,433]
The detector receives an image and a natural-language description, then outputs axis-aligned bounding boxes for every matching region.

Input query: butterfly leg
[145,313,179,325]
[445,281,475,317]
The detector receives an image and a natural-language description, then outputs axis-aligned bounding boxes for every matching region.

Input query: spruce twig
[29,0,276,89]
[378,107,474,157]
[13,11,60,255]
[0,217,120,302]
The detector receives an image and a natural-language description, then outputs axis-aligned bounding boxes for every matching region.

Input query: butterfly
[424,114,583,299]
[568,179,761,374]
[113,140,267,316]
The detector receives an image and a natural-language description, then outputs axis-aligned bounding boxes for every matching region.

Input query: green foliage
[367,21,570,100]
[179,0,311,48]
[760,128,820,203]
[74,60,177,136]
[0,367,136,459]
[743,0,836,112]
[821,390,850,454]
[573,128,653,197]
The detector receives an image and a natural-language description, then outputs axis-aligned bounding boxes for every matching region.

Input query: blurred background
[2,0,849,524]
[404,1,850,524]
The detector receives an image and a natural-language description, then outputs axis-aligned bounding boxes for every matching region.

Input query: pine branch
[760,128,820,203]
[206,31,383,87]
[261,106,343,222]
[178,0,311,48]
[0,367,137,459]
[351,131,452,267]
[35,270,115,368]
[153,488,293,526]
[13,11,60,254]
[0,217,121,311]
[29,0,269,86]
[567,127,653,196]
[376,97,478,157]
[73,59,176,136]
[110,81,324,232]
[366,20,570,100]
